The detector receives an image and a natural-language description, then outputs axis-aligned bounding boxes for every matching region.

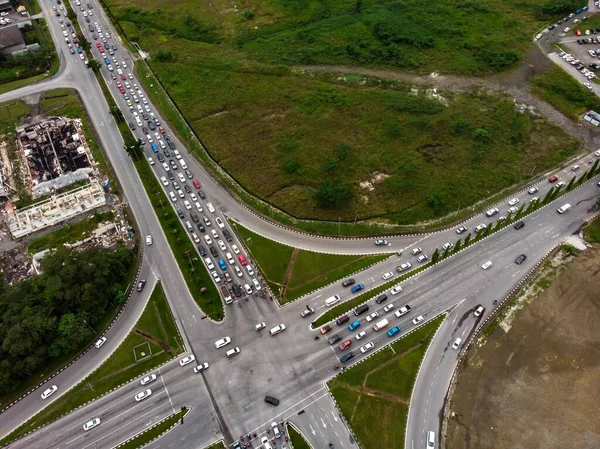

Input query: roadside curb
[0,247,145,416]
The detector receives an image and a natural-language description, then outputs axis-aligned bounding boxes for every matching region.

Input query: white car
[595,150,600,157]
[397,262,411,272]
[226,347,241,357]
[140,374,157,385]
[193,362,209,373]
[234,266,243,277]
[179,355,195,366]
[146,235,152,245]
[396,305,412,317]
[195,202,203,211]
[508,206,518,214]
[178,173,186,183]
[528,186,538,195]
[162,162,170,172]
[244,283,252,295]
[365,312,379,322]
[412,315,424,325]
[507,198,519,206]
[383,303,394,313]
[190,193,197,202]
[485,207,499,217]
[94,337,107,349]
[246,265,255,276]
[135,388,152,402]
[252,278,261,291]
[442,242,453,251]
[411,247,422,255]
[122,60,128,68]
[226,252,235,265]
[83,418,101,431]
[271,422,281,439]
[41,385,58,400]
[355,330,367,340]
[211,229,219,239]
[203,235,212,245]
[451,338,462,350]
[178,190,184,198]
[191,233,200,243]
[212,271,221,282]
[214,337,232,348]
[269,324,286,335]
[382,271,393,280]
[184,200,192,210]
[218,240,227,251]
[261,437,273,449]
[231,244,240,254]
[215,217,225,228]
[481,260,493,270]
[205,258,214,270]
[148,157,154,165]
[572,164,580,171]
[255,322,266,331]
[584,82,593,90]
[390,286,402,295]
[417,254,428,263]
[360,342,375,353]
[206,202,216,213]
[474,305,485,317]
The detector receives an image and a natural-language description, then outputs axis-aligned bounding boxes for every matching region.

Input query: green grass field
[329,315,443,449]
[230,222,386,303]
[0,283,182,447]
[287,425,311,449]
[119,409,187,449]
[100,0,582,228]
[584,213,600,243]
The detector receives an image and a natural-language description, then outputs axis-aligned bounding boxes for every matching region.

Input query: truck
[373,318,389,331]
[220,285,232,304]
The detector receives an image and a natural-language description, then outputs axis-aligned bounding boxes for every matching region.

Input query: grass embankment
[27,211,116,253]
[230,222,387,303]
[118,408,188,449]
[0,99,30,133]
[100,0,580,230]
[0,283,181,447]
[329,315,443,449]
[531,65,600,121]
[287,425,311,449]
[584,213,600,243]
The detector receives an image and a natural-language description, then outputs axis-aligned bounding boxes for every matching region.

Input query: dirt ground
[446,246,600,449]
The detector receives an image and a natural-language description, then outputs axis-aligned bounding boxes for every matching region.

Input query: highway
[1,0,600,448]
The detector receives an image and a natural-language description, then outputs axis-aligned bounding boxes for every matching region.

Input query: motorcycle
[334,364,340,370]
[314,336,320,340]
[237,301,241,308]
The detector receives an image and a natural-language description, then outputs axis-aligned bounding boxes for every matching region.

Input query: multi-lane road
[1,0,600,448]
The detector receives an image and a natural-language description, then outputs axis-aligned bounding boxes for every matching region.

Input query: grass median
[0,283,182,447]
[230,221,387,303]
[287,425,311,449]
[329,315,443,449]
[119,408,188,449]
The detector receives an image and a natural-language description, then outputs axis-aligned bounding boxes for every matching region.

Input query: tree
[453,239,462,253]
[576,172,588,186]
[426,191,448,216]
[443,246,451,258]
[431,248,440,264]
[515,203,526,219]
[155,50,175,62]
[542,187,554,204]
[49,313,92,356]
[591,159,600,177]
[87,59,101,73]
[124,139,143,161]
[110,105,124,123]
[282,159,302,175]
[314,182,354,208]
[464,233,472,247]
[566,176,576,191]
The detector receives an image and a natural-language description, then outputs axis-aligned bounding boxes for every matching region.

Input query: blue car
[218,259,227,270]
[348,320,361,331]
[150,142,158,153]
[351,283,365,294]
[387,326,401,337]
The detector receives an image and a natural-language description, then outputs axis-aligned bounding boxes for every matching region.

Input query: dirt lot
[446,246,600,449]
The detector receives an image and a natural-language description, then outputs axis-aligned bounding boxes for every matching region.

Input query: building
[584,110,600,127]
[0,26,25,55]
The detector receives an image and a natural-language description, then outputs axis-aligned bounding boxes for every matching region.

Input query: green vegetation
[119,409,188,449]
[0,283,182,446]
[0,99,30,134]
[28,211,116,253]
[584,214,600,243]
[531,65,600,121]
[330,315,443,449]
[314,263,430,327]
[0,19,58,94]
[0,246,135,400]
[230,222,386,302]
[203,442,227,449]
[287,425,311,449]
[101,0,581,230]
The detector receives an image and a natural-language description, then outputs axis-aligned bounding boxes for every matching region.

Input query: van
[223,229,233,242]
[354,304,369,316]
[325,295,341,307]
[373,318,389,331]
[180,159,188,170]
[557,203,571,214]
[375,294,388,304]
[185,221,193,232]
[427,430,435,448]
[269,324,286,336]
[336,314,350,325]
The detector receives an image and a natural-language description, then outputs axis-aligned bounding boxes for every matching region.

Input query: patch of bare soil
[446,247,600,449]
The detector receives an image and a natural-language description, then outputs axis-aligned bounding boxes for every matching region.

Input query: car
[383,303,394,313]
[456,226,467,234]
[237,255,248,266]
[180,355,195,366]
[417,254,428,263]
[213,217,225,229]
[508,198,519,206]
[535,33,542,40]
[226,347,240,357]
[564,27,571,32]
[508,206,518,214]
[351,284,365,293]
[265,396,280,406]
[140,374,157,385]
[515,254,527,265]
[206,202,216,213]
[474,305,485,317]
[95,337,107,348]
[395,305,412,318]
[452,338,462,350]
[227,244,240,255]
[474,224,487,233]
[585,82,593,90]
[442,242,453,251]
[390,286,402,295]
[205,216,212,227]
[193,362,209,373]
[528,186,538,194]
[348,320,361,331]
[339,340,352,350]
[233,265,243,277]
[397,262,411,272]
[183,200,191,210]
[595,150,600,157]
[244,283,252,294]
[204,235,212,245]
[211,270,221,282]
[382,271,393,280]
[160,175,170,185]
[270,422,282,439]
[572,164,580,171]
[218,240,227,251]
[41,385,58,399]
[83,418,101,431]
[246,265,255,276]
[135,388,152,401]
[145,235,153,246]
[340,352,354,363]
[412,315,424,325]
[341,278,356,288]
[514,221,525,230]
[549,175,558,183]
[320,324,332,334]
[360,342,375,353]
[387,326,401,337]
[365,312,379,322]
[214,337,232,348]
[328,334,342,345]
[485,207,499,217]
[411,247,422,256]
[374,239,388,246]
[481,260,493,270]
[252,278,261,291]
[556,181,565,188]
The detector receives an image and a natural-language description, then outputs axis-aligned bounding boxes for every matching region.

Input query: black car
[374,239,388,246]
[197,245,207,257]
[104,42,109,50]
[190,212,199,223]
[197,223,205,232]
[148,121,156,130]
[184,184,192,193]
[198,190,206,200]
[157,153,165,162]
[210,246,218,257]
[142,126,149,134]
[264,396,280,406]
[176,209,184,219]
[375,294,388,304]
[167,139,176,149]
[232,284,243,297]
[336,314,350,325]
[128,122,135,130]
[340,352,354,364]
[514,221,525,230]
[163,148,170,157]
[342,278,355,287]
[223,229,233,242]
[328,334,342,345]
[515,254,527,265]
[548,24,556,30]
[136,280,146,292]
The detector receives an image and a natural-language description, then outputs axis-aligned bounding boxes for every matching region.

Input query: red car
[159,126,165,134]
[192,179,201,189]
[549,176,558,183]
[338,340,352,351]
[576,29,581,36]
[237,255,248,266]
[120,73,126,80]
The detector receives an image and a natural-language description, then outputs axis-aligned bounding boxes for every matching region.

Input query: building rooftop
[0,27,25,54]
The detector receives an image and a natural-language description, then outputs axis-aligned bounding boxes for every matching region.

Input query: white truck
[220,285,232,304]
